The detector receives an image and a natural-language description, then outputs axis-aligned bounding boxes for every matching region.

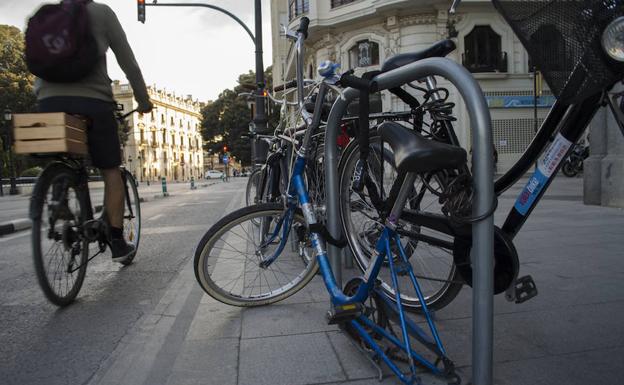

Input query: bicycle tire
[31,163,88,306]
[246,169,263,206]
[338,133,463,311]
[561,161,579,177]
[194,203,319,307]
[119,169,141,265]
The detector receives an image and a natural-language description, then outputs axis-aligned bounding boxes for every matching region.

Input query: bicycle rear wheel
[31,163,89,306]
[119,169,141,265]
[246,169,263,206]
[338,134,462,311]
[194,203,318,306]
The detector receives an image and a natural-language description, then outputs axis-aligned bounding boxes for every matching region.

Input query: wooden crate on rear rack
[12,113,88,155]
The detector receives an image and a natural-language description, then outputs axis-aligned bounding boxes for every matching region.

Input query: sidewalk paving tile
[492,346,624,385]
[241,301,336,339]
[239,333,346,385]
[167,337,239,385]
[186,302,242,341]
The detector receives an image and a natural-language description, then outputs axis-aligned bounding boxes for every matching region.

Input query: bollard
[161,177,169,197]
[190,176,196,190]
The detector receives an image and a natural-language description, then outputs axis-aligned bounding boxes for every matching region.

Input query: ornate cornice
[398,13,437,26]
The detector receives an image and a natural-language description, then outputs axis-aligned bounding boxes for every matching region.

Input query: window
[462,26,507,73]
[288,0,309,21]
[170,117,174,126]
[161,114,165,124]
[348,40,380,68]
[331,0,356,8]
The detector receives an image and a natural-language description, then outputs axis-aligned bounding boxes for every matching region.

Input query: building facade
[113,82,204,182]
[271,0,553,172]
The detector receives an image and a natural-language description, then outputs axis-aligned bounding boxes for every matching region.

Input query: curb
[0,218,32,236]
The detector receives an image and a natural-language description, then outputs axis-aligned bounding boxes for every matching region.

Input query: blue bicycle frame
[257,80,456,384]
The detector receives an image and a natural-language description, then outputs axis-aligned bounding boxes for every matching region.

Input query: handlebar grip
[339,73,378,92]
[274,79,298,92]
[297,17,310,39]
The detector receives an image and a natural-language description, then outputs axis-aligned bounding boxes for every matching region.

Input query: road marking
[0,230,30,242]
[176,201,216,207]
[87,186,246,385]
[147,214,164,221]
[142,225,209,235]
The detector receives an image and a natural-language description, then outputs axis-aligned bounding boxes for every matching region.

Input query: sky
[0,0,273,102]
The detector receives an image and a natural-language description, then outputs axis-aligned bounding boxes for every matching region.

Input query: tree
[0,25,38,178]
[200,66,279,166]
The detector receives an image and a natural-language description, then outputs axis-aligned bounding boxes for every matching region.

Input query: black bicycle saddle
[377,121,466,174]
[380,39,456,73]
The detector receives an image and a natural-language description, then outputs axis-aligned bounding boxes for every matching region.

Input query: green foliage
[200,66,280,166]
[0,25,37,114]
[0,25,38,178]
[20,166,42,177]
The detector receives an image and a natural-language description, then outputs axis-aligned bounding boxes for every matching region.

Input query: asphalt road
[0,178,247,385]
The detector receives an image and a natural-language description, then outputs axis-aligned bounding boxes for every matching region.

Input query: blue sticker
[514,168,549,216]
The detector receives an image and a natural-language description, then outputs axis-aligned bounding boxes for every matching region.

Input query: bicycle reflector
[137,0,146,24]
[602,16,624,62]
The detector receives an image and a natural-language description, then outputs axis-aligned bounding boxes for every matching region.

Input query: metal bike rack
[323,57,495,385]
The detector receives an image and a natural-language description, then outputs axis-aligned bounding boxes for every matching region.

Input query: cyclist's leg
[86,106,136,261]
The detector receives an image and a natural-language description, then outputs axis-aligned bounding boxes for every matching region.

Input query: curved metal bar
[323,57,494,385]
[146,3,256,44]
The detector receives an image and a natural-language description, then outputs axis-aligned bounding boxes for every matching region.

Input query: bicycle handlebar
[118,109,138,121]
[274,79,298,92]
[339,70,378,92]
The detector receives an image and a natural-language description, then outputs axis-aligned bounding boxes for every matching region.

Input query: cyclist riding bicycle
[28,0,153,261]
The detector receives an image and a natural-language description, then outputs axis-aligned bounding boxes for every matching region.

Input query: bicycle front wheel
[31,163,89,306]
[194,203,318,306]
[119,169,141,265]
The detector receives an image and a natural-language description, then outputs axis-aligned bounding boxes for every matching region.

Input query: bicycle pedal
[514,275,538,304]
[326,303,365,325]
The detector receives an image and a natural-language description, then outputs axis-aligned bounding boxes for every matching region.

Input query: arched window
[348,40,379,68]
[463,26,507,73]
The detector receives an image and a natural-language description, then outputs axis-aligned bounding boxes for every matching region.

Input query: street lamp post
[137,154,143,183]
[128,154,134,178]
[142,1,267,167]
[3,110,18,195]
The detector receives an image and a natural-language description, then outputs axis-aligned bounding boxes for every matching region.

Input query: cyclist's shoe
[110,238,136,262]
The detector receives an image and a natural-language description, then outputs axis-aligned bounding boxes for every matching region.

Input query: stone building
[113,82,204,182]
[270,0,554,173]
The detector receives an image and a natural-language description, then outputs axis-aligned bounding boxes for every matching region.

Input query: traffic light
[223,145,228,153]
[137,0,146,23]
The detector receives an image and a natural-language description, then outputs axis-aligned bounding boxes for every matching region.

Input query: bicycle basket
[493,0,624,105]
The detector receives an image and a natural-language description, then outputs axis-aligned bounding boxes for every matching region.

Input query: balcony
[331,0,357,8]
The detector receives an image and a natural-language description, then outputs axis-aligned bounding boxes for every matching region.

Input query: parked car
[205,170,224,179]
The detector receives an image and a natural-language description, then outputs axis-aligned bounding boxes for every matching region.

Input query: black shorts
[38,97,121,169]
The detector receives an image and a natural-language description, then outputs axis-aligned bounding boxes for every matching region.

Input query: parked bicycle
[195,0,624,383]
[195,16,464,384]
[30,109,141,306]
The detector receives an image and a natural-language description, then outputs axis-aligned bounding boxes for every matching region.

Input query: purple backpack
[25,0,99,82]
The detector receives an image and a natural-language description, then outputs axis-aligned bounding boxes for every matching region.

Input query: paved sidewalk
[88,175,624,385]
